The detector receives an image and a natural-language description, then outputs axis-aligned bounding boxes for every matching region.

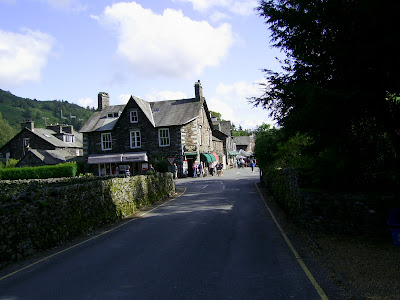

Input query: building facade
[0,120,83,165]
[80,81,217,177]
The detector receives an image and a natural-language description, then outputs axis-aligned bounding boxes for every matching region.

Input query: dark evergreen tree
[252,0,400,190]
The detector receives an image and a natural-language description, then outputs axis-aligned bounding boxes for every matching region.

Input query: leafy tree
[254,123,271,138]
[232,124,252,136]
[0,113,17,148]
[252,0,400,190]
[254,127,282,171]
[210,111,222,121]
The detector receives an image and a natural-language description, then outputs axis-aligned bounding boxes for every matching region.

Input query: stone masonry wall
[262,168,397,235]
[0,173,175,267]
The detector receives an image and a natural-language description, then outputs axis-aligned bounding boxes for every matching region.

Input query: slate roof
[80,97,205,132]
[30,128,83,148]
[233,136,251,146]
[219,121,232,136]
[150,98,202,127]
[80,105,125,133]
[213,120,232,137]
[26,149,75,164]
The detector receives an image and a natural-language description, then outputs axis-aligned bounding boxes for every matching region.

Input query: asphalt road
[0,167,326,299]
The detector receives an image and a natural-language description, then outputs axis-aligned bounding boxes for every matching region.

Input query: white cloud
[116,94,131,105]
[173,0,258,16]
[0,28,54,87]
[208,80,275,129]
[92,2,234,78]
[144,90,188,102]
[210,11,230,23]
[77,97,94,107]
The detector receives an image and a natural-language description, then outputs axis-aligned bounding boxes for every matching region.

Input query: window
[199,125,202,146]
[130,110,138,123]
[64,135,74,143]
[130,130,141,148]
[23,138,30,147]
[158,128,170,147]
[107,111,121,118]
[101,132,112,150]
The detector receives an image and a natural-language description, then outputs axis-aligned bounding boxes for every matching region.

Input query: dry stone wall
[262,168,397,235]
[0,173,175,267]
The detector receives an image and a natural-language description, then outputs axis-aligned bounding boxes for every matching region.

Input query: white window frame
[158,128,170,147]
[130,130,141,148]
[130,110,138,123]
[64,135,74,143]
[101,132,112,150]
[23,138,30,147]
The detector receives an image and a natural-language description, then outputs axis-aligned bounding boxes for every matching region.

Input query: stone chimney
[98,92,110,111]
[21,120,34,131]
[195,80,203,100]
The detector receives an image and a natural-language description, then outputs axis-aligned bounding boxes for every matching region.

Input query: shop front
[184,152,197,177]
[87,152,148,176]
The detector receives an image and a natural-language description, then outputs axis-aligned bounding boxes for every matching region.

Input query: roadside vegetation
[252,0,400,193]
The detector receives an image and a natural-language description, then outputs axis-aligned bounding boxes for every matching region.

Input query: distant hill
[0,89,95,132]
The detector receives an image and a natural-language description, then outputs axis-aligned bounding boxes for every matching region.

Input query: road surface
[0,167,330,299]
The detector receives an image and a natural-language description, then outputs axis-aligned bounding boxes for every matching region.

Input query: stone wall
[262,168,397,235]
[0,173,175,267]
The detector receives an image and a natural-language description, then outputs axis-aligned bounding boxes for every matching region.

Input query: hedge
[0,163,78,180]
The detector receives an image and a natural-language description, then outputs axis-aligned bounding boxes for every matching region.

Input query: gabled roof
[80,96,207,132]
[30,128,83,148]
[22,149,74,165]
[219,121,232,136]
[80,105,125,133]
[150,98,202,127]
[133,96,155,127]
[233,136,251,146]
[213,120,232,137]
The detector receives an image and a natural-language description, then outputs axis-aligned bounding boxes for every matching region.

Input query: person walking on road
[198,162,204,177]
[209,161,215,176]
[217,163,223,176]
[250,160,255,172]
[173,163,178,179]
[192,162,198,178]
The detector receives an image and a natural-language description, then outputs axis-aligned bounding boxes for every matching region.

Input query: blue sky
[0,0,283,129]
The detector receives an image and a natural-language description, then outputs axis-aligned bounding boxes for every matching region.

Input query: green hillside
[0,89,95,131]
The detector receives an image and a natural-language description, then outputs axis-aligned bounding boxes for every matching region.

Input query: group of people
[192,161,224,178]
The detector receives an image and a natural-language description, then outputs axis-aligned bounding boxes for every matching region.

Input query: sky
[0,0,284,129]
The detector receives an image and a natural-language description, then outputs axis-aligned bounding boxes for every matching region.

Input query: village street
[0,167,338,299]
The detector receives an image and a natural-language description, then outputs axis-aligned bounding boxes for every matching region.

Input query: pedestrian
[217,163,223,176]
[149,164,155,172]
[173,163,178,179]
[192,162,197,178]
[250,160,255,172]
[125,166,130,177]
[198,162,204,177]
[209,161,215,176]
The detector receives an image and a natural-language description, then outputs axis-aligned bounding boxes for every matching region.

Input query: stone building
[233,135,255,155]
[80,81,217,177]
[212,120,236,168]
[0,120,83,166]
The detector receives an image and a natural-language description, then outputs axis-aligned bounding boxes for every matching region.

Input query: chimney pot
[195,80,203,100]
[98,92,110,110]
[21,120,34,131]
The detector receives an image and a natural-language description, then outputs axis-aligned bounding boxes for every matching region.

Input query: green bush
[5,158,19,168]
[0,162,78,180]
[152,155,169,173]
